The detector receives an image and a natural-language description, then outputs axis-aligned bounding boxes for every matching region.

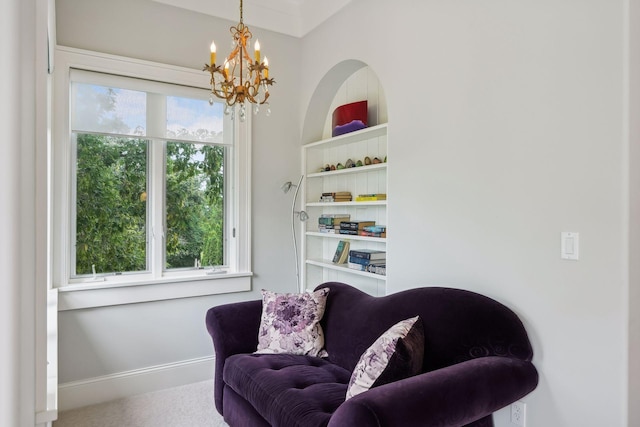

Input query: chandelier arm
[240,43,253,64]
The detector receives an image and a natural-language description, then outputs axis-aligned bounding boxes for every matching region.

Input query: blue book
[349,249,386,260]
[348,256,386,266]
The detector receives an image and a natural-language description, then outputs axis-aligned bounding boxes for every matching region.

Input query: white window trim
[52,46,252,309]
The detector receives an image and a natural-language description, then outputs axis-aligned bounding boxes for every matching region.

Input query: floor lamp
[281,175,308,292]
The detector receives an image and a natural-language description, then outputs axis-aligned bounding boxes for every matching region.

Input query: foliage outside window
[70,71,231,280]
[75,134,148,274]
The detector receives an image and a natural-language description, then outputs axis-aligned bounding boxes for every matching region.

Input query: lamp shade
[332,100,368,137]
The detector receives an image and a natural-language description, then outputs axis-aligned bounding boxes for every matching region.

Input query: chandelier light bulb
[210,41,216,65]
[254,39,260,62]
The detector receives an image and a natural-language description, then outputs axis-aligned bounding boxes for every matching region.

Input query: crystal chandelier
[203,0,275,121]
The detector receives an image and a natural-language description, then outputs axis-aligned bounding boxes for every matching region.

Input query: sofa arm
[328,356,538,427]
[205,299,263,414]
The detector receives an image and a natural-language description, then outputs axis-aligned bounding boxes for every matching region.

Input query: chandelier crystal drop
[203,0,274,121]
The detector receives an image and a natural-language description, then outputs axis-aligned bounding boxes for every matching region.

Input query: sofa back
[317,282,533,374]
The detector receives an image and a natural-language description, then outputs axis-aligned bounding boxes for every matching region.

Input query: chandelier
[203,0,275,121]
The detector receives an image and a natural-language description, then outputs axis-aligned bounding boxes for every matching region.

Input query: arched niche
[301,60,387,144]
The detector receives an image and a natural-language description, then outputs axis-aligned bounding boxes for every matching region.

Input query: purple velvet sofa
[205,282,538,427]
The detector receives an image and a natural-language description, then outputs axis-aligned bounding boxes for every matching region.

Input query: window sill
[57,272,253,311]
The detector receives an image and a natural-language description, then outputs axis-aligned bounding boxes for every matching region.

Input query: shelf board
[303,123,388,149]
[306,259,387,281]
[306,200,387,207]
[305,231,386,243]
[307,162,386,178]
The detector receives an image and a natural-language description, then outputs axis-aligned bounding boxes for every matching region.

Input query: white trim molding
[52,46,253,303]
[58,356,215,411]
[58,273,252,311]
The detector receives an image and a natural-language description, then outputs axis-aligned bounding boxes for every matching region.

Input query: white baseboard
[58,356,215,411]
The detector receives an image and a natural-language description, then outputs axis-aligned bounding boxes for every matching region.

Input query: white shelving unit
[301,124,388,296]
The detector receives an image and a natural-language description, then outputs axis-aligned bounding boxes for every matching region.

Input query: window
[53,48,251,296]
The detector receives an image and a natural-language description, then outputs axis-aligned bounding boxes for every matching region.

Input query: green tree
[165,142,225,269]
[75,134,147,275]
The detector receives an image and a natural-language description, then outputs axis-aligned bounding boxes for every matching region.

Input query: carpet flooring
[53,380,228,427]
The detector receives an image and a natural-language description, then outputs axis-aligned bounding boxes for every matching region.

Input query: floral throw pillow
[346,315,424,399]
[255,288,330,357]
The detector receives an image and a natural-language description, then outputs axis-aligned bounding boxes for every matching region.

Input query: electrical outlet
[510,401,526,426]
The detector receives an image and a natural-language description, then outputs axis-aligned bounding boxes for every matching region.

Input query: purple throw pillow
[346,315,424,399]
[255,288,330,357]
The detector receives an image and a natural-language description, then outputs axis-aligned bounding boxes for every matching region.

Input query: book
[321,192,352,202]
[368,264,386,275]
[348,262,386,274]
[363,225,386,233]
[355,193,387,202]
[322,192,352,197]
[318,215,350,226]
[319,196,353,203]
[349,249,386,260]
[318,227,338,233]
[320,194,352,198]
[338,229,359,235]
[347,262,368,271]
[332,240,350,264]
[359,231,386,238]
[348,256,386,266]
[340,220,376,231]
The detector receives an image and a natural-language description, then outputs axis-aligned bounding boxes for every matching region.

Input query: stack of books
[360,225,386,238]
[355,193,387,202]
[339,220,376,235]
[348,249,386,275]
[318,214,350,233]
[320,191,352,202]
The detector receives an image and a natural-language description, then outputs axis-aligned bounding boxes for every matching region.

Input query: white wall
[54,0,302,407]
[1,0,26,424]
[628,0,640,425]
[299,0,629,426]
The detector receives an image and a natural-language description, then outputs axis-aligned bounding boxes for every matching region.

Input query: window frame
[52,46,252,309]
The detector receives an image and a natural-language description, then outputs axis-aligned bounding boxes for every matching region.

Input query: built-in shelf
[306,259,387,281]
[301,122,388,294]
[307,163,387,179]
[305,231,386,243]
[306,201,387,208]
[303,123,388,149]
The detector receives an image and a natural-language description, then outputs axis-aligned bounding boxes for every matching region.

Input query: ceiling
[151,0,352,38]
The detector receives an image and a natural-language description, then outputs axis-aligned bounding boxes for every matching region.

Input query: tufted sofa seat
[206,282,539,427]
[223,354,350,427]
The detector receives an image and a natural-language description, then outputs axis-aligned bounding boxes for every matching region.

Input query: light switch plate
[561,232,579,260]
